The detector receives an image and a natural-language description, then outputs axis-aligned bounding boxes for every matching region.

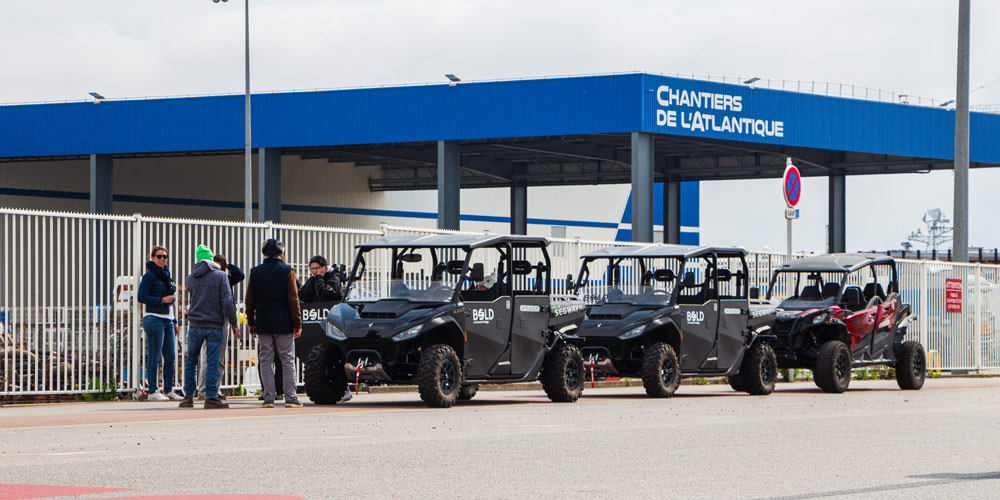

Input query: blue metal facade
[2,73,999,162]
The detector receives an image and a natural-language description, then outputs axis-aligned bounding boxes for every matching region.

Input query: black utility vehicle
[568,245,778,397]
[304,234,587,408]
[766,254,925,393]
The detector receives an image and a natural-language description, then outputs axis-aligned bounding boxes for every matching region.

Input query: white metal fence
[2,209,998,397]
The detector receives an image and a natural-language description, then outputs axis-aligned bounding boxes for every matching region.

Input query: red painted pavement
[0,483,128,499]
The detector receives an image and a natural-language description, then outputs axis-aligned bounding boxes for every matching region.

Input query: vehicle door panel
[510,295,549,377]
[678,302,718,372]
[717,299,749,372]
[845,306,876,356]
[459,297,510,378]
[870,296,899,357]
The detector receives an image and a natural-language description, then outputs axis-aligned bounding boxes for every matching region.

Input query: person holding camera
[298,255,343,303]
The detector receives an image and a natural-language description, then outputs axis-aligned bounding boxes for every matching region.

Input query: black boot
[204,398,229,409]
[178,397,194,408]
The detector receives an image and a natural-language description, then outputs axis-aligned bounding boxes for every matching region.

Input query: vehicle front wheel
[814,340,852,393]
[740,342,778,395]
[895,341,926,390]
[458,384,478,401]
[541,342,584,402]
[416,344,462,408]
[304,342,348,405]
[641,343,681,398]
[728,375,746,392]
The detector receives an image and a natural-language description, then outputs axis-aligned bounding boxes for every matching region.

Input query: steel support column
[828,173,846,253]
[664,180,681,244]
[953,0,971,262]
[89,154,113,214]
[630,132,654,242]
[437,141,461,230]
[258,148,282,223]
[510,181,527,235]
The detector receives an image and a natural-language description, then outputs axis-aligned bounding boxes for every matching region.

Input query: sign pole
[782,158,801,260]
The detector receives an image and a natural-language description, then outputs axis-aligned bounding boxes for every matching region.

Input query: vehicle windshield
[345,246,466,303]
[771,271,842,310]
[577,257,681,306]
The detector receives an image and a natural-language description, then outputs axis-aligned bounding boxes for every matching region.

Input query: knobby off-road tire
[458,384,478,400]
[728,375,746,392]
[304,342,348,405]
[814,340,852,393]
[740,342,778,395]
[641,342,681,398]
[895,341,926,390]
[541,342,584,403]
[416,344,462,408]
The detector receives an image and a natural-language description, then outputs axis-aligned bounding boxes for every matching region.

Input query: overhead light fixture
[743,77,761,89]
[940,99,956,107]
[445,74,461,87]
[89,92,105,103]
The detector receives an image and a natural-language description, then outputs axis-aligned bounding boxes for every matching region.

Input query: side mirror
[399,253,423,263]
[446,260,465,275]
[468,263,485,283]
[716,269,732,282]
[654,269,675,282]
[749,287,760,300]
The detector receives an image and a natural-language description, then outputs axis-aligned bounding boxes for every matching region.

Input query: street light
[445,74,461,87]
[743,77,760,89]
[88,92,105,101]
[940,99,956,107]
[212,0,252,222]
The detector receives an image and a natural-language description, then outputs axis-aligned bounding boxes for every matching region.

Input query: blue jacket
[137,262,176,318]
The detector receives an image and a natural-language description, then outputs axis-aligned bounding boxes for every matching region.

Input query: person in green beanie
[179,244,240,409]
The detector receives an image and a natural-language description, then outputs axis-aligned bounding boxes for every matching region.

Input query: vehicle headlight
[619,324,646,340]
[323,321,346,340]
[393,324,423,342]
[812,312,829,325]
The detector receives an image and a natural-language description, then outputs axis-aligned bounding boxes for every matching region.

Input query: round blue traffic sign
[783,165,801,207]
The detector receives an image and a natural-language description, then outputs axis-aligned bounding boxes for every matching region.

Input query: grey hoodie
[186,260,239,328]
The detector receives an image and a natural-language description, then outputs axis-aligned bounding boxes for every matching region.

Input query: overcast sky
[2,1,999,253]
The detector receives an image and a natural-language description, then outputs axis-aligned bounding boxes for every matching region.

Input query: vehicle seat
[863,283,886,302]
[842,286,865,311]
[821,283,841,299]
[800,285,822,300]
[641,270,654,287]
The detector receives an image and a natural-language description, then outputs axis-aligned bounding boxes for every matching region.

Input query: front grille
[357,305,398,319]
[588,313,623,320]
[344,337,399,365]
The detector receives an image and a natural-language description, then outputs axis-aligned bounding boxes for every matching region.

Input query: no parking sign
[783,160,801,219]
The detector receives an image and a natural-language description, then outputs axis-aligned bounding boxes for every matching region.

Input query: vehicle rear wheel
[416,344,462,408]
[895,341,926,390]
[814,340,852,393]
[641,343,681,398]
[728,375,746,392]
[541,342,584,402]
[458,384,478,400]
[740,342,778,395]
[304,342,348,405]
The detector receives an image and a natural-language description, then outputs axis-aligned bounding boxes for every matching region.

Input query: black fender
[417,316,466,359]
[640,317,683,356]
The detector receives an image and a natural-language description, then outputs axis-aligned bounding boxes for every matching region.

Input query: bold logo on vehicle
[553,304,585,317]
[686,311,705,324]
[751,308,776,319]
[519,305,541,313]
[301,306,331,324]
[472,308,495,324]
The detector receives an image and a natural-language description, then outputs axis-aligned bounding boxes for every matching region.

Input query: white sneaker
[341,387,353,402]
[165,392,184,401]
[147,391,169,402]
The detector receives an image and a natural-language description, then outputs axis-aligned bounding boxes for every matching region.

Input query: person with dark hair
[298,254,343,303]
[136,244,183,401]
[195,253,245,399]
[245,238,304,408]
[179,245,240,409]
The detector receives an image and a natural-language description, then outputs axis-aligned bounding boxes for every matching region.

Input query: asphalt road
[1,378,999,500]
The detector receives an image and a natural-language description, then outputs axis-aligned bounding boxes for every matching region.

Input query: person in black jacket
[196,253,245,399]
[298,255,343,303]
[246,239,303,408]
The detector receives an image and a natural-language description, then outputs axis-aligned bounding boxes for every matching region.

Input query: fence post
[975,264,983,372]
[130,214,143,398]
[919,261,928,348]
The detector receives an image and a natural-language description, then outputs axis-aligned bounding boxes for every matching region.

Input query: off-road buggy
[567,245,779,397]
[766,254,925,393]
[304,234,587,408]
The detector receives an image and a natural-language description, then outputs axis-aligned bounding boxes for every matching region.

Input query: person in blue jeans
[137,244,183,401]
[180,244,240,409]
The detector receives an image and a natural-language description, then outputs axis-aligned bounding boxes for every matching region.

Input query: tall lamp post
[214,0,253,222]
[954,0,970,263]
